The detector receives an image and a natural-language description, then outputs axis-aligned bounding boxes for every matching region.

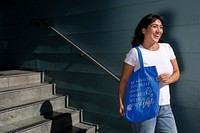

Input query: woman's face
[142,19,163,44]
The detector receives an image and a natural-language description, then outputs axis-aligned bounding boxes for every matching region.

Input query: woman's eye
[152,25,163,29]
[151,25,157,28]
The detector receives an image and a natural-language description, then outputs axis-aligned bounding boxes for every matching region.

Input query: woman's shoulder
[159,43,175,56]
[127,47,138,53]
[159,42,171,47]
[159,43,173,49]
[125,48,137,58]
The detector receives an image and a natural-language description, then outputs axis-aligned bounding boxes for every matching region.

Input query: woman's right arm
[118,63,134,116]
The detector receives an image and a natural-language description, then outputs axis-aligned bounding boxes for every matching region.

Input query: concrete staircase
[0,70,97,133]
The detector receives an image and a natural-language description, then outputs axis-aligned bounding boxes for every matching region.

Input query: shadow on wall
[0,0,78,69]
[159,11,184,72]
[159,11,187,133]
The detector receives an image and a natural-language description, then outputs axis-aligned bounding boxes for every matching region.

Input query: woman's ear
[142,28,146,34]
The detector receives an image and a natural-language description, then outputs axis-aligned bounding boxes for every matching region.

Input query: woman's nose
[156,27,163,33]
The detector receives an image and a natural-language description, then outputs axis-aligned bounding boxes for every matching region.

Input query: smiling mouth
[154,35,160,39]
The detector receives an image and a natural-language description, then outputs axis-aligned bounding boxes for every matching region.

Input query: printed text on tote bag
[127,76,155,111]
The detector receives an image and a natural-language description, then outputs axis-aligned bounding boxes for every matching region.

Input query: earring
[142,29,145,34]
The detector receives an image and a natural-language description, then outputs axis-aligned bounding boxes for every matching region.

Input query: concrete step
[69,123,96,133]
[0,70,42,88]
[54,123,96,133]
[0,83,54,107]
[0,95,67,127]
[0,70,97,133]
[0,108,96,133]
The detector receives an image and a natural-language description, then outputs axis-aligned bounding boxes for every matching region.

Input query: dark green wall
[0,0,200,132]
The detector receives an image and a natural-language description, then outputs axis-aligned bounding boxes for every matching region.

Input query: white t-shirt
[124,43,176,105]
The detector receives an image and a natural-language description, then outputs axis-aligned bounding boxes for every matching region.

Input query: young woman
[118,14,180,133]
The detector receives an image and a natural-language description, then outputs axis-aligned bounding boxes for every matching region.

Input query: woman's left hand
[157,74,171,84]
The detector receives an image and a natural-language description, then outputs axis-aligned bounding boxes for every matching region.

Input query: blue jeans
[131,105,177,133]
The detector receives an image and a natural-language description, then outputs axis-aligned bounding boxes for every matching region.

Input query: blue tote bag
[124,47,160,122]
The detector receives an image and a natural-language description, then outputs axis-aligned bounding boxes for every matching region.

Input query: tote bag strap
[135,47,144,69]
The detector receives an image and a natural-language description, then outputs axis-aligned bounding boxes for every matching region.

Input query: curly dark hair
[131,14,164,47]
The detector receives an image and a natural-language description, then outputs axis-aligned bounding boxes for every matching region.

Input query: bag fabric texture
[124,46,160,122]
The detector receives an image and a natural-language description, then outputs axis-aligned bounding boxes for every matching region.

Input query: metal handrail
[33,19,120,82]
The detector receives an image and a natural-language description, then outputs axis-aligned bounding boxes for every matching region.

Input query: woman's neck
[141,42,159,51]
